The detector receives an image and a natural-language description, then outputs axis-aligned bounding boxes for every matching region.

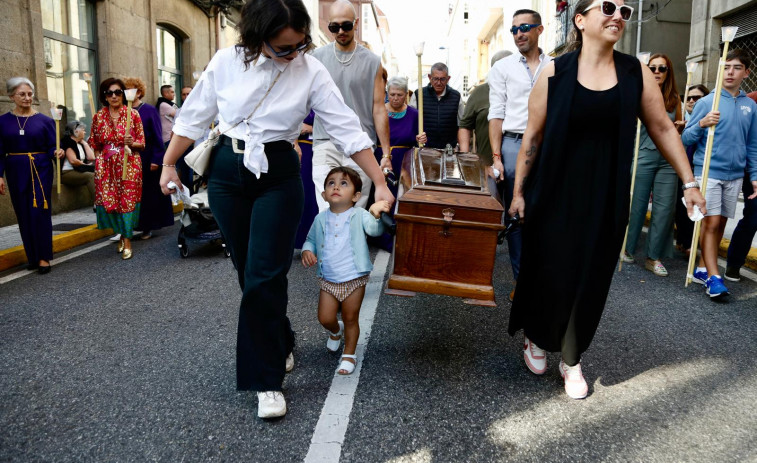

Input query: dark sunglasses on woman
[687,95,703,102]
[510,23,541,34]
[103,89,124,96]
[327,20,356,33]
[648,65,668,73]
[582,0,634,21]
[264,36,312,58]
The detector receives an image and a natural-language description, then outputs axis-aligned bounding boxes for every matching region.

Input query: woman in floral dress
[89,77,145,259]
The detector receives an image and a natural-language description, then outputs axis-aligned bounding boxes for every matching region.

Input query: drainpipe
[635,0,643,55]
[215,6,222,51]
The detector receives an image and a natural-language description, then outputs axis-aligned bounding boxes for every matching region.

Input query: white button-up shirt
[487,50,552,134]
[321,208,361,283]
[173,46,373,178]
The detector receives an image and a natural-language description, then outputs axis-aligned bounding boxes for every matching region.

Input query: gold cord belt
[7,152,48,209]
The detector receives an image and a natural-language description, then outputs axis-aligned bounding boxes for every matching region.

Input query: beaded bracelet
[162,163,176,167]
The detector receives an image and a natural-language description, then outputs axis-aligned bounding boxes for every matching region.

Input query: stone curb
[0,203,184,273]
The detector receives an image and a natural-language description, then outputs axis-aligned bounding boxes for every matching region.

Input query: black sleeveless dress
[509,81,623,365]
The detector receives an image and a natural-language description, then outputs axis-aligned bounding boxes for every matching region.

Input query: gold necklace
[13,110,35,135]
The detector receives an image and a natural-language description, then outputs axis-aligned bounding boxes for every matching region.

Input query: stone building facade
[0,0,241,226]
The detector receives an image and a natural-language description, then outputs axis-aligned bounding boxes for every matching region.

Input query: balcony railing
[553,2,575,54]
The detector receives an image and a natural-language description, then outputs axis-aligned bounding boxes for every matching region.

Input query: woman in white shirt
[159,0,393,419]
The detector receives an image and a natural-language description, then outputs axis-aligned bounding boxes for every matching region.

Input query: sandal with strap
[326,321,344,352]
[338,354,357,375]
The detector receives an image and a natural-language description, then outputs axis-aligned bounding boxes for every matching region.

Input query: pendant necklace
[14,111,35,135]
[334,43,357,65]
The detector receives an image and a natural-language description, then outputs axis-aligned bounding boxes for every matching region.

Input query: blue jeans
[727,177,757,269]
[501,136,522,280]
[207,141,303,391]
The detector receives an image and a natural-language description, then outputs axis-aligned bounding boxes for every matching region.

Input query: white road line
[0,240,113,285]
[304,250,391,463]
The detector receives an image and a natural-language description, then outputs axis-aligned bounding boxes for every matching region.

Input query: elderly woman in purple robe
[0,77,63,274]
[370,76,425,251]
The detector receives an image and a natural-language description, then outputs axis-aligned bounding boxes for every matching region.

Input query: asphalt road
[1,224,756,462]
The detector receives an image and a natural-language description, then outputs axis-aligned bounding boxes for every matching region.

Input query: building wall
[615,0,693,94]
[0,0,220,226]
[689,0,757,91]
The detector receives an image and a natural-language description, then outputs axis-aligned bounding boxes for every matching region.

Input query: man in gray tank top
[311,0,390,211]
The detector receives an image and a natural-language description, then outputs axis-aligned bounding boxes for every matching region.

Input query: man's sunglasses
[648,65,668,73]
[582,0,634,21]
[265,37,312,58]
[103,89,124,96]
[686,95,703,102]
[327,20,356,33]
[510,23,541,35]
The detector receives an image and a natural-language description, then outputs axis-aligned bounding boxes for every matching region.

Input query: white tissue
[681,197,704,222]
[167,181,192,206]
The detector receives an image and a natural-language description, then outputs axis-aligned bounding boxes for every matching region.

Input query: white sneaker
[523,336,547,375]
[257,391,287,418]
[285,352,294,373]
[559,360,588,399]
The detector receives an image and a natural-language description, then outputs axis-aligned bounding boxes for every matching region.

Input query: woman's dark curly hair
[236,0,312,69]
[98,78,127,107]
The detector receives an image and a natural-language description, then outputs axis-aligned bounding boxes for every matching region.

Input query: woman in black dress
[507,0,706,399]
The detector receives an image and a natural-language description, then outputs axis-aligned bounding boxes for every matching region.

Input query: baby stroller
[177,188,230,258]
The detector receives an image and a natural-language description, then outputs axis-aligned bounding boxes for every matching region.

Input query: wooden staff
[122,89,138,180]
[619,51,652,271]
[83,73,96,119]
[680,61,699,122]
[685,26,739,287]
[50,105,63,194]
[415,42,425,147]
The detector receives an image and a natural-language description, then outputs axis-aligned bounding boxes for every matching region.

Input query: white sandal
[338,354,357,375]
[326,321,344,352]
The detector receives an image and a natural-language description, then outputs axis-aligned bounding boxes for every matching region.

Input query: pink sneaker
[558,360,588,399]
[523,337,547,375]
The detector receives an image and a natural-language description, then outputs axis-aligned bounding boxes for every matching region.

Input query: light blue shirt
[303,207,385,280]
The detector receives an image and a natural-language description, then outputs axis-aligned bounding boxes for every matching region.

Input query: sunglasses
[103,89,124,97]
[582,0,634,21]
[327,20,356,33]
[510,23,541,35]
[686,95,703,102]
[648,65,668,73]
[264,37,312,58]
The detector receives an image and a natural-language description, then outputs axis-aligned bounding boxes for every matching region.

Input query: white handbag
[184,69,283,176]
[184,128,220,175]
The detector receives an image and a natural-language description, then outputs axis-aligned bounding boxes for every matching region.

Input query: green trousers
[625,148,677,260]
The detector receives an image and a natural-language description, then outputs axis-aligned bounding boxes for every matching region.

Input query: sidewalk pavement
[0,199,754,273]
[0,203,182,272]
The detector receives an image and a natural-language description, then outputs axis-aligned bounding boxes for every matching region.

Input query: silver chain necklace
[333,43,357,65]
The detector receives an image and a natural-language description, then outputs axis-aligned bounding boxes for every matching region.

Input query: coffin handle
[440,208,455,237]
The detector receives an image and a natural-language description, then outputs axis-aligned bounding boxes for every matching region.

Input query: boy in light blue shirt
[302,166,390,375]
[682,48,757,298]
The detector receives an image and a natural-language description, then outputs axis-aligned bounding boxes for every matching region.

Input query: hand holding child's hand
[301,250,317,267]
[369,200,391,218]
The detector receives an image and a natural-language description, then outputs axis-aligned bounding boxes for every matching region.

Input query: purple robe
[371,106,419,251]
[295,111,318,249]
[0,112,57,265]
[135,102,174,233]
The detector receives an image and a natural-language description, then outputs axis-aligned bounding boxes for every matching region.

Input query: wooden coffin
[386,146,504,306]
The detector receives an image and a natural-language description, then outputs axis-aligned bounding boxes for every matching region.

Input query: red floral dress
[89,105,145,237]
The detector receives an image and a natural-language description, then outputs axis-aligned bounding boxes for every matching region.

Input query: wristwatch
[681,180,700,191]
